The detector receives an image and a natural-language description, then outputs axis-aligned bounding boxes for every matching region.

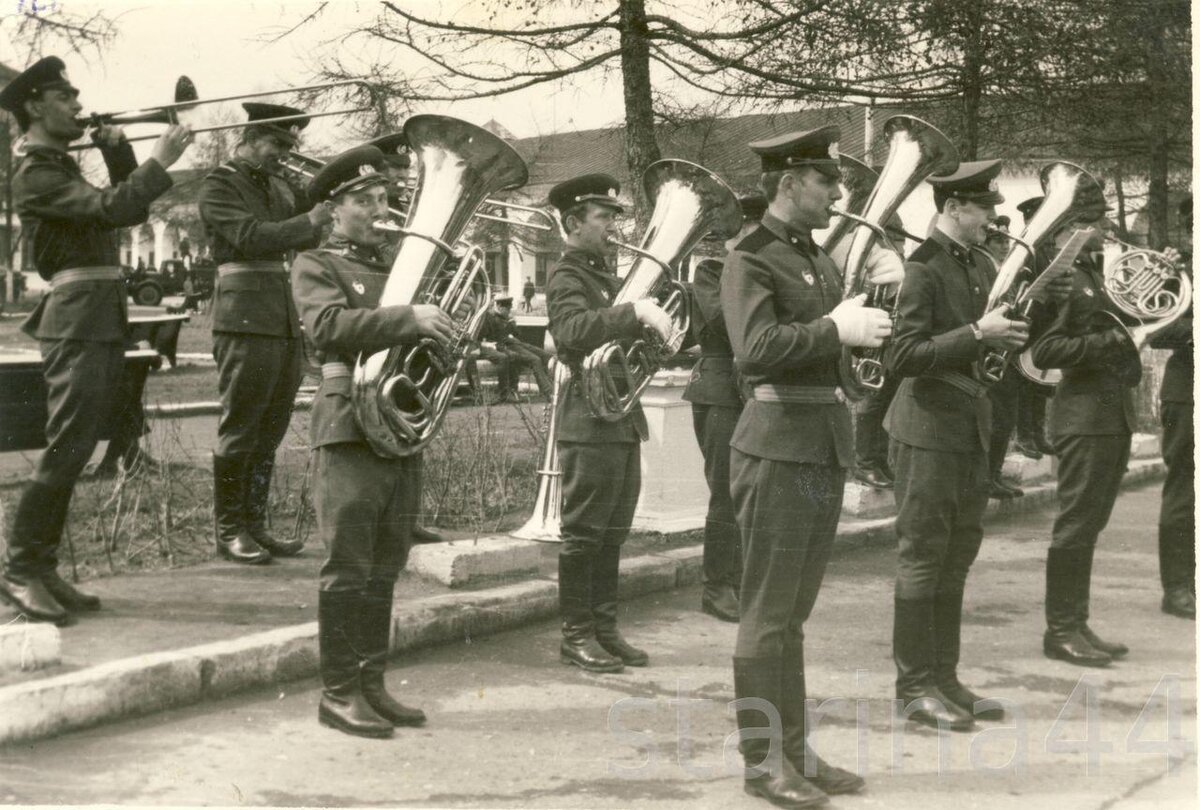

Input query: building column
[130,227,141,267]
[507,242,524,302]
[151,220,169,269]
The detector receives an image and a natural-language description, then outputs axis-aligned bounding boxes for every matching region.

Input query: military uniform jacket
[15,143,172,343]
[546,246,648,444]
[479,310,518,345]
[1149,259,1193,405]
[200,158,322,338]
[885,228,994,454]
[719,213,852,466]
[682,257,742,407]
[290,235,420,449]
[1032,254,1137,436]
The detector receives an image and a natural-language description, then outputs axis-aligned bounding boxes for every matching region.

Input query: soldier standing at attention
[683,193,766,623]
[200,102,331,565]
[723,127,901,807]
[545,174,672,675]
[291,146,454,738]
[0,57,190,625]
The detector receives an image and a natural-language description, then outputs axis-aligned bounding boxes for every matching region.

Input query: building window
[535,252,559,289]
[485,251,509,293]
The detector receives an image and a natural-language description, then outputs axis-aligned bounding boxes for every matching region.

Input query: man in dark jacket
[200,102,330,565]
[0,57,190,625]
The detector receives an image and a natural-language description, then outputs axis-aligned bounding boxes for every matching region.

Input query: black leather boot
[1043,548,1111,667]
[782,637,864,795]
[701,583,740,622]
[245,454,303,557]
[1,483,70,625]
[0,573,69,625]
[213,454,270,565]
[360,581,426,727]
[42,570,101,612]
[317,591,393,739]
[701,520,740,622]
[933,589,1004,721]
[734,657,829,808]
[1162,588,1196,619]
[593,545,648,667]
[1076,547,1128,659]
[411,525,445,545]
[559,551,623,673]
[893,597,975,731]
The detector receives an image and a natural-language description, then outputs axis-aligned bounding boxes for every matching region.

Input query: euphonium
[353,115,529,458]
[510,359,571,543]
[975,161,1105,383]
[579,159,742,421]
[834,115,958,399]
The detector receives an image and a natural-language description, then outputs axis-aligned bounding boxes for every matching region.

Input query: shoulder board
[208,162,238,178]
[908,238,941,264]
[734,225,778,254]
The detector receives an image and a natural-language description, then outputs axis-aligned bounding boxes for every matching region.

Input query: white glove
[633,298,673,342]
[827,294,892,348]
[865,244,905,286]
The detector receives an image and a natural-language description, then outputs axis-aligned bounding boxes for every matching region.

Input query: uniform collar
[563,245,612,272]
[232,156,273,182]
[932,226,977,266]
[324,232,386,265]
[761,212,817,255]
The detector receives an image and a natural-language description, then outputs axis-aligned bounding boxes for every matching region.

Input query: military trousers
[854,369,900,470]
[1159,402,1195,591]
[691,403,743,587]
[558,441,640,557]
[1017,377,1050,445]
[730,450,844,659]
[314,442,422,593]
[213,332,302,459]
[890,442,989,600]
[987,372,1020,478]
[1049,433,1131,552]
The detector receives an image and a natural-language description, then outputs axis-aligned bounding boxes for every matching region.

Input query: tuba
[579,159,742,421]
[833,115,959,399]
[510,359,571,543]
[353,115,529,458]
[975,161,1105,383]
[820,155,879,255]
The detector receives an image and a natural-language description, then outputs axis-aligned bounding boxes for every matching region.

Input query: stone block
[633,369,708,533]
[198,623,319,698]
[840,481,895,519]
[1002,451,1053,485]
[407,535,542,588]
[618,555,678,600]
[654,546,705,586]
[1130,432,1161,459]
[0,622,60,673]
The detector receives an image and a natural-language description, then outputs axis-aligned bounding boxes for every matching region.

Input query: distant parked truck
[121,259,216,306]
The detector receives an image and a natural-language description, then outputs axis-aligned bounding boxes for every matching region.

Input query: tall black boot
[360,581,426,727]
[701,521,740,623]
[559,550,623,673]
[1075,546,1128,659]
[1043,548,1111,667]
[0,482,68,625]
[734,657,828,808]
[245,454,303,557]
[35,486,100,612]
[592,545,648,667]
[781,636,864,795]
[932,590,1003,720]
[212,454,270,565]
[317,590,393,738]
[893,597,975,731]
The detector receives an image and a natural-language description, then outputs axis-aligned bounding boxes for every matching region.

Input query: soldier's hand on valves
[977,304,1030,350]
[412,304,456,345]
[150,124,193,169]
[865,245,905,287]
[828,294,892,347]
[93,124,126,147]
[633,299,673,342]
[1162,246,1182,266]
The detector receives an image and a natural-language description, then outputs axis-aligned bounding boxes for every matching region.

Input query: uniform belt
[218,261,287,276]
[321,362,352,380]
[49,267,121,287]
[752,384,846,404]
[922,369,989,399]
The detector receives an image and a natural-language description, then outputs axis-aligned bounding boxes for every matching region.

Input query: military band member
[1013,196,1057,459]
[0,57,191,625]
[723,127,900,806]
[683,194,766,623]
[546,174,670,674]
[479,294,554,399]
[885,160,1032,731]
[1151,196,1194,621]
[291,146,454,738]
[983,214,1027,499]
[200,102,331,564]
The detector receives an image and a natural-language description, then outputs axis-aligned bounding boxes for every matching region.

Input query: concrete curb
[0,458,1167,747]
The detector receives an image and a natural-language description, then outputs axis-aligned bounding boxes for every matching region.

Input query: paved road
[0,485,1193,808]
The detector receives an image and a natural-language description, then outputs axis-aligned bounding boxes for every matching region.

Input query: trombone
[68,77,377,150]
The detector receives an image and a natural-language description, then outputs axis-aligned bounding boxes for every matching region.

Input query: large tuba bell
[820,155,879,255]
[510,359,571,543]
[353,115,529,458]
[832,115,959,399]
[975,161,1105,383]
[579,159,742,421]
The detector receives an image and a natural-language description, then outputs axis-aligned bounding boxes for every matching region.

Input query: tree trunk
[1113,170,1129,241]
[617,0,662,231]
[1143,17,1171,250]
[958,18,984,161]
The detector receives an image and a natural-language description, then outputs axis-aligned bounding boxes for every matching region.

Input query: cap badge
[607,188,617,198]
[988,178,999,192]
[352,281,366,295]
[1083,288,1094,297]
[358,164,375,177]
[828,141,839,160]
[58,68,70,83]
[288,125,300,137]
[802,271,815,285]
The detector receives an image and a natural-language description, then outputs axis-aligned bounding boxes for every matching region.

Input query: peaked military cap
[548,173,623,213]
[750,125,841,178]
[928,158,1005,206]
[367,132,411,169]
[493,293,513,306]
[242,102,310,146]
[1016,196,1043,221]
[739,194,768,222]
[0,56,78,114]
[308,145,387,201]
[992,214,1011,230]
